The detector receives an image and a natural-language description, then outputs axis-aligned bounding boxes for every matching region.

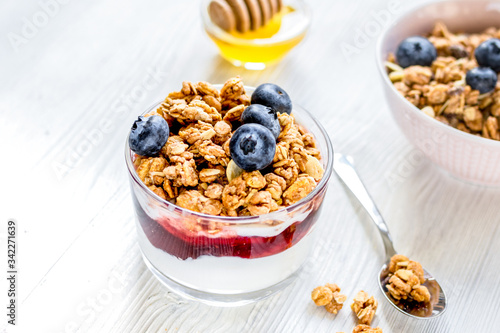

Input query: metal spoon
[333,153,447,319]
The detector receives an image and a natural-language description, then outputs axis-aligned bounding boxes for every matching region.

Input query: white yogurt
[136,222,314,294]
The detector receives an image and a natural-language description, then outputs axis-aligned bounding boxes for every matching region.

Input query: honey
[204,4,310,69]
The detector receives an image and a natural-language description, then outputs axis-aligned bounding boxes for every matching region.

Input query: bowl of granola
[125,77,333,305]
[376,0,500,186]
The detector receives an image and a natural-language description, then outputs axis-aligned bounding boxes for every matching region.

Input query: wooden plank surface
[1,0,500,332]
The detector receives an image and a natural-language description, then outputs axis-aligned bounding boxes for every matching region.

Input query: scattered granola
[312,285,384,332]
[131,77,324,216]
[325,284,348,314]
[386,22,500,140]
[311,286,333,306]
[351,291,378,326]
[352,324,383,333]
[311,283,347,314]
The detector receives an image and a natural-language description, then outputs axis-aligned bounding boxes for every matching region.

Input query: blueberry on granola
[129,115,169,156]
[465,67,498,94]
[251,83,292,115]
[241,104,281,139]
[396,36,437,68]
[475,38,500,73]
[229,123,276,171]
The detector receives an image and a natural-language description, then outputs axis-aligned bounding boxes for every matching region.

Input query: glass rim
[200,0,311,46]
[124,88,334,223]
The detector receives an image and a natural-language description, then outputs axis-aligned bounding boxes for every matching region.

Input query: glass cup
[125,89,333,305]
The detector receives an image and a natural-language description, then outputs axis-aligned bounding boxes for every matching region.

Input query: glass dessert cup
[125,89,333,306]
[201,0,311,70]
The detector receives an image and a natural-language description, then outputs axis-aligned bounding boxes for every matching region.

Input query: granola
[352,325,383,333]
[385,254,431,304]
[311,285,384,332]
[311,283,347,314]
[386,22,500,140]
[351,291,378,326]
[132,77,324,217]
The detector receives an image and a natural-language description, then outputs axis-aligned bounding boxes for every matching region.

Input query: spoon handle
[333,153,397,259]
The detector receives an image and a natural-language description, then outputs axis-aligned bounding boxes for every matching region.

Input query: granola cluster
[352,324,383,333]
[386,22,500,140]
[385,254,431,304]
[311,283,347,314]
[351,291,378,326]
[133,77,324,216]
[311,284,382,332]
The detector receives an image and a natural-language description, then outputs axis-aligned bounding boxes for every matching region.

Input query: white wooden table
[2,0,500,332]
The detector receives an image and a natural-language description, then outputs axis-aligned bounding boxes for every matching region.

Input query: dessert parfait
[125,77,333,303]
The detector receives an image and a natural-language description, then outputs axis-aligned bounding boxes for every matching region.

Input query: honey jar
[201,0,310,69]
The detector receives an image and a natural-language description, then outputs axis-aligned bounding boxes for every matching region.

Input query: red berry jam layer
[133,195,324,260]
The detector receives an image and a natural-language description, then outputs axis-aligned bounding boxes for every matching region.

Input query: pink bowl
[376,0,500,186]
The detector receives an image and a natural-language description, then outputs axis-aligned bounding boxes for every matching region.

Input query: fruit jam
[205,6,308,69]
[133,192,324,260]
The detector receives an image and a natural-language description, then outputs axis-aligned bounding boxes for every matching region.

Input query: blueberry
[465,67,498,94]
[396,36,437,68]
[251,83,292,115]
[241,104,281,139]
[129,115,170,156]
[229,123,276,171]
[475,38,500,73]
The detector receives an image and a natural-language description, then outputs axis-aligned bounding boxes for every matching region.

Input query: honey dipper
[208,0,283,33]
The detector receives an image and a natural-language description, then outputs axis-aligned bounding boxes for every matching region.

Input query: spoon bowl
[333,153,447,319]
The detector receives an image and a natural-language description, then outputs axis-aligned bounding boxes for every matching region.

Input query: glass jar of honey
[201,0,311,70]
